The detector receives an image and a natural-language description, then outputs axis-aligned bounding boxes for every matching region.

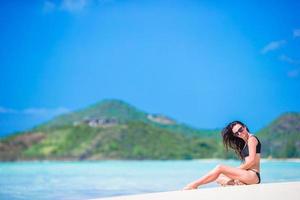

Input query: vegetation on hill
[257,112,300,158]
[0,100,299,161]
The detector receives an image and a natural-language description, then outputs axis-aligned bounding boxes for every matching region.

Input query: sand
[90,181,300,200]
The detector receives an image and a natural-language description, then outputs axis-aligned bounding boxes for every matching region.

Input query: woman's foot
[183,183,198,190]
[233,180,246,185]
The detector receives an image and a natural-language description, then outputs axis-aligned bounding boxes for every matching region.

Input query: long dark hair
[221,121,250,160]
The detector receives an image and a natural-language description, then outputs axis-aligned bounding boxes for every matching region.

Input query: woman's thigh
[217,165,258,184]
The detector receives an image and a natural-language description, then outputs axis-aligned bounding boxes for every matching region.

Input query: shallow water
[0,159,300,200]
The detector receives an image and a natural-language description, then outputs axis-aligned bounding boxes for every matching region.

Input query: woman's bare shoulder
[248,135,258,144]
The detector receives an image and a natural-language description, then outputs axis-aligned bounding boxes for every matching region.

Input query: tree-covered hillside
[257,112,300,158]
[0,100,299,161]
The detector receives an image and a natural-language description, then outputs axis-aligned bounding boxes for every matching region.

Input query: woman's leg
[183,164,257,189]
[216,174,246,186]
[216,174,234,186]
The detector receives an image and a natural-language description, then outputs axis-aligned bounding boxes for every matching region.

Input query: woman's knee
[214,164,225,173]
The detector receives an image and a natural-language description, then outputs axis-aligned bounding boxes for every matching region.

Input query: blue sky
[1,0,300,136]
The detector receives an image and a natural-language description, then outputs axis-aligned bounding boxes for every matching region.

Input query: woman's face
[232,124,247,138]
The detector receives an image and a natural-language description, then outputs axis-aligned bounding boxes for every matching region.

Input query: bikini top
[241,135,261,158]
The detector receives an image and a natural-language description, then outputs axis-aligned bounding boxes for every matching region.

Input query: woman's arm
[238,136,258,170]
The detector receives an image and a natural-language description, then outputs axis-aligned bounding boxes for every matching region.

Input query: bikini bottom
[248,169,261,184]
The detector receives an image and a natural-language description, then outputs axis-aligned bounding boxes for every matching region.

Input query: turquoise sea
[1,159,300,200]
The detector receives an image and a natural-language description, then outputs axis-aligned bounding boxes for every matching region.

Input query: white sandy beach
[91,181,300,200]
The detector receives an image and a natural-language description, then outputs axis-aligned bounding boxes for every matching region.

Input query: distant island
[0,99,299,161]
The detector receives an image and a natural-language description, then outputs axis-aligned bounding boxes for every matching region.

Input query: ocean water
[0,159,300,200]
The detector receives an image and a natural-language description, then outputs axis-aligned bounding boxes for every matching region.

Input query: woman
[183,121,261,189]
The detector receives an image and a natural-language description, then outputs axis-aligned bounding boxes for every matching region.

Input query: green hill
[257,112,300,158]
[34,99,218,138]
[0,100,299,161]
[34,99,148,129]
[0,99,224,161]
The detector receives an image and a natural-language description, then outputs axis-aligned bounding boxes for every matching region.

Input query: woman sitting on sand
[183,121,261,189]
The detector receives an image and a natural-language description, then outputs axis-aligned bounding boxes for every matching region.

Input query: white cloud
[263,30,300,78]
[43,0,89,13]
[42,0,114,13]
[23,107,70,116]
[0,107,17,114]
[43,1,57,13]
[279,55,300,65]
[0,106,70,116]
[61,0,88,12]
[261,40,286,54]
[293,29,300,37]
[278,55,300,78]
